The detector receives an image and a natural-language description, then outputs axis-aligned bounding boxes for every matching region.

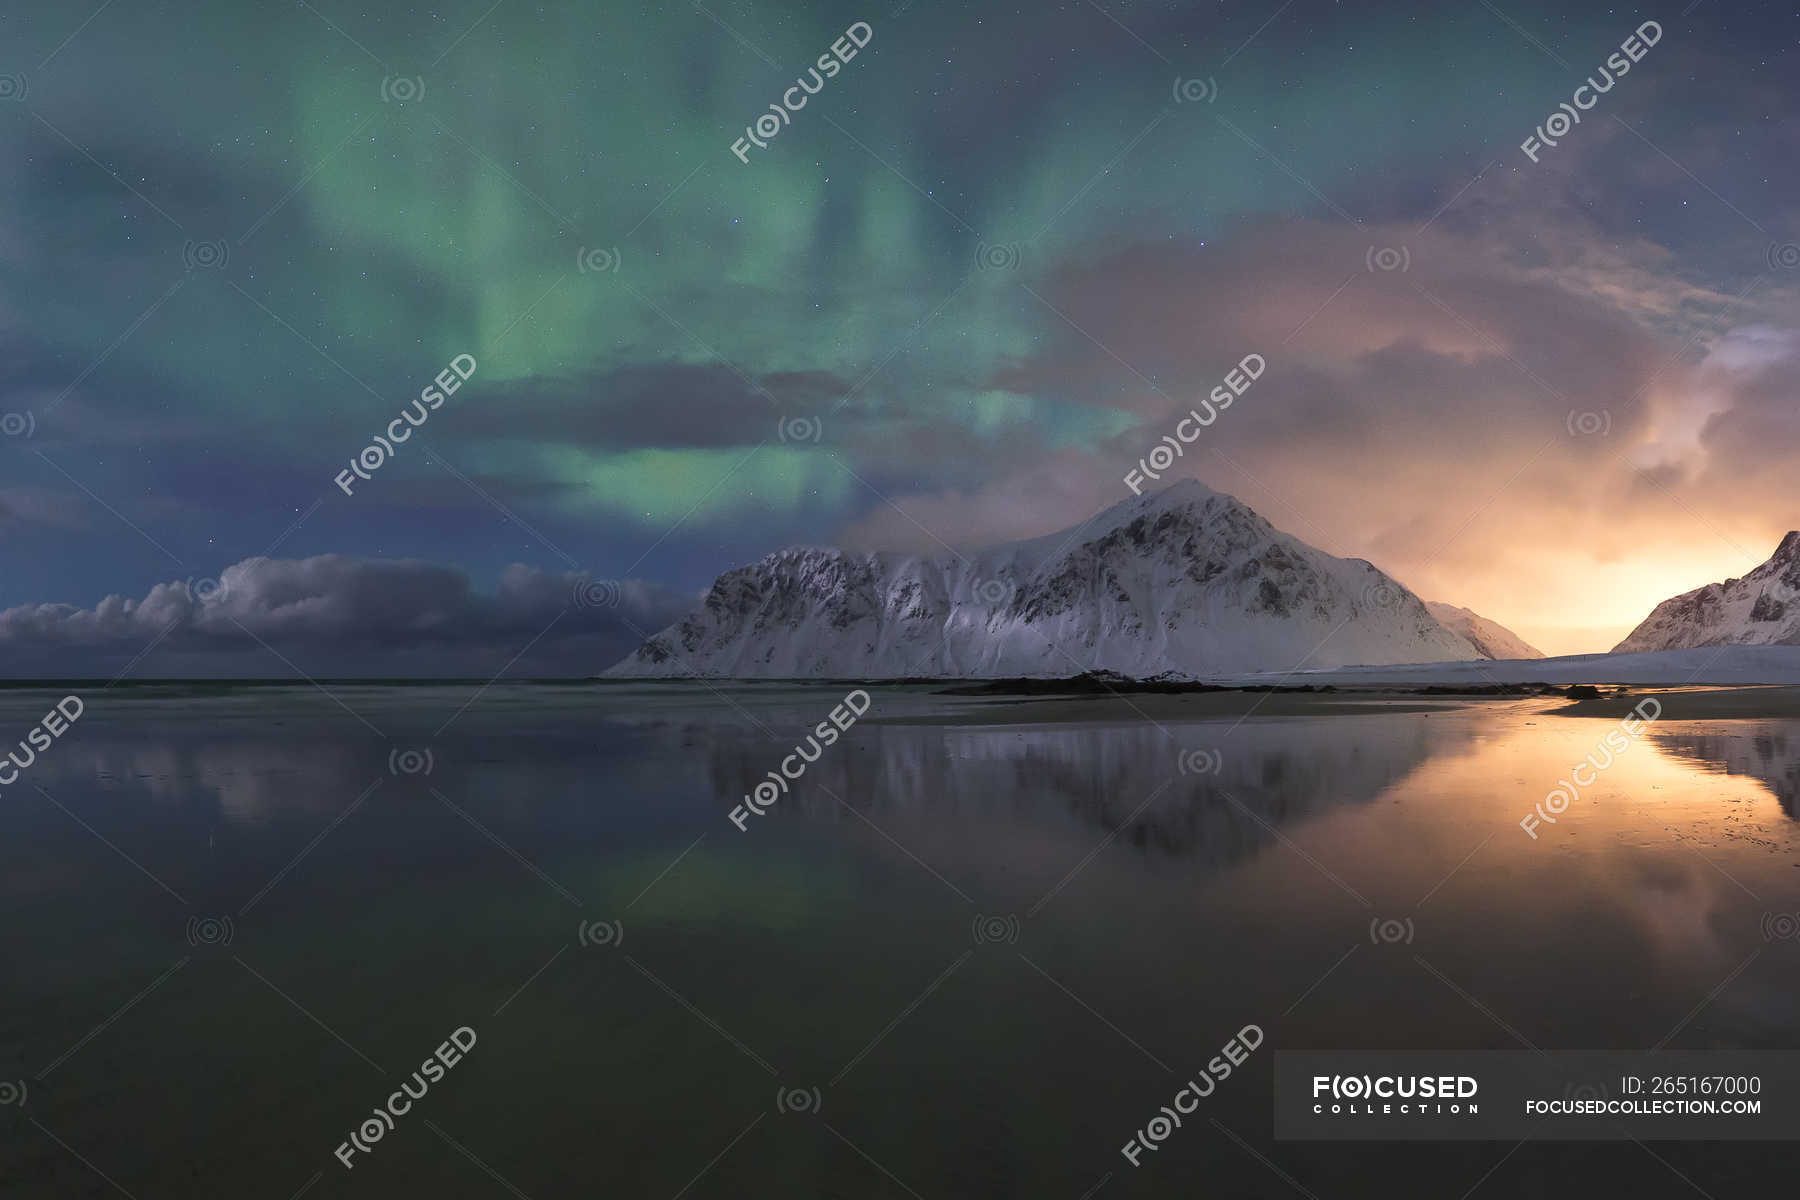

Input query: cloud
[0,487,87,534]
[0,556,694,678]
[836,213,1800,656]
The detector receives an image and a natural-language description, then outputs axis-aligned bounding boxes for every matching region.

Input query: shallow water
[2,683,1798,1197]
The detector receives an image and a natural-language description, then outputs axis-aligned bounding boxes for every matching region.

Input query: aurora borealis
[3,0,1798,671]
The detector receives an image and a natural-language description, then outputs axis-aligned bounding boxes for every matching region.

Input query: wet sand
[871,689,1515,726]
[1550,685,1800,720]
[868,684,1800,727]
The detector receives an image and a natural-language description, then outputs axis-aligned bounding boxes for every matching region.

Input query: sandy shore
[1550,686,1800,720]
[867,684,1800,727]
[870,689,1509,726]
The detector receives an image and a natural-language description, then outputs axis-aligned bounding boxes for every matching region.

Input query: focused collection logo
[1311,1073,1479,1116]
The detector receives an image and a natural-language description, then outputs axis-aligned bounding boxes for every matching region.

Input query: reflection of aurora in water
[4,686,1800,1198]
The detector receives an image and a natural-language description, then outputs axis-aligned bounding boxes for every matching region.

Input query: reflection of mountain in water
[1651,731,1800,818]
[39,735,377,826]
[699,714,1476,873]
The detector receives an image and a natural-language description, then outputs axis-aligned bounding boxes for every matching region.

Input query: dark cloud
[0,556,692,678]
[1695,330,1800,499]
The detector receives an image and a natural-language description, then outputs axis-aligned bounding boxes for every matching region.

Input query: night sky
[2,0,1797,673]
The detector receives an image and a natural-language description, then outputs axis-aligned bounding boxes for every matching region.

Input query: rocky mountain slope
[1614,532,1800,653]
[606,480,1482,678]
[1426,601,1544,659]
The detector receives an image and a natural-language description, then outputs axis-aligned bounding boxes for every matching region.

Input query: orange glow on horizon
[1406,536,1788,660]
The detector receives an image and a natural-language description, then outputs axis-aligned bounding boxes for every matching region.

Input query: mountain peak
[1144,477,1220,505]
[1130,478,1232,517]
[1615,529,1800,652]
[1085,477,1234,532]
[608,478,1482,678]
[1027,477,1271,560]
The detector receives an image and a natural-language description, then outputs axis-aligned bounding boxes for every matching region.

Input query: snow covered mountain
[606,480,1483,678]
[1614,532,1800,653]
[1425,601,1543,660]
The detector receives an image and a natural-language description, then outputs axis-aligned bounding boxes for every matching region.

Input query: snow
[1425,601,1543,660]
[1614,531,1800,652]
[607,480,1483,678]
[1218,644,1800,687]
